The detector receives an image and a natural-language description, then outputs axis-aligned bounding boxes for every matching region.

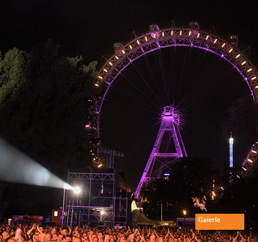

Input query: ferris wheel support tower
[135,106,187,198]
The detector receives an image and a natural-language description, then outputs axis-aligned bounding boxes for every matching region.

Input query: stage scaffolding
[62,169,129,227]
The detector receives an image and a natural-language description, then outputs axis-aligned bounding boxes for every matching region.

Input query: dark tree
[0,48,30,107]
[213,170,258,229]
[0,40,99,175]
[141,156,216,220]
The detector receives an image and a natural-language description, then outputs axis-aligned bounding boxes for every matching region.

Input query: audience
[0,221,257,242]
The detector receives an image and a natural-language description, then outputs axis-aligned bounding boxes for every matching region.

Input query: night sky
[1,0,258,189]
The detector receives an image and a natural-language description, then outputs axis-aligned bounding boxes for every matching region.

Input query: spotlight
[73,186,81,195]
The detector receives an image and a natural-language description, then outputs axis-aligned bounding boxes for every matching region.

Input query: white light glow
[64,183,73,190]
[73,186,81,195]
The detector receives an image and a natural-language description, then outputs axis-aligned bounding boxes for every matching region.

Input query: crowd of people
[0,222,257,242]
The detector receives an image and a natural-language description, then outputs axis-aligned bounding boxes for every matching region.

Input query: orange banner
[195,214,244,230]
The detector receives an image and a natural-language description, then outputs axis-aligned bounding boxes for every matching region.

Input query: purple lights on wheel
[93,22,258,178]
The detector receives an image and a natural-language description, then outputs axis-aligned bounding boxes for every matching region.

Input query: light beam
[0,139,73,191]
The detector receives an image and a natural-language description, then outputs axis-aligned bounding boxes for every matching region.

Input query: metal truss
[97,147,124,169]
[93,21,258,178]
[63,170,128,227]
[68,172,115,181]
[134,106,187,198]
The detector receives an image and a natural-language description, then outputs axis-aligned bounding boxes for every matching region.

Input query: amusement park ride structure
[64,21,258,226]
[91,21,258,180]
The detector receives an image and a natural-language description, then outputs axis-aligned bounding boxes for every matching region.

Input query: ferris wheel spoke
[141,54,167,105]
[156,49,170,104]
[118,71,161,109]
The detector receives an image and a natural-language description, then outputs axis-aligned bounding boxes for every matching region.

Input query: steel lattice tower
[135,106,187,198]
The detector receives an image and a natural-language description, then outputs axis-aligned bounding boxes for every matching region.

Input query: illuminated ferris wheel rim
[94,23,258,176]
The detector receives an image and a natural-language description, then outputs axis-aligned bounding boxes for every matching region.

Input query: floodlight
[73,186,81,195]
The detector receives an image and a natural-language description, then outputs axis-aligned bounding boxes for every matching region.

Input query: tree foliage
[0,40,100,176]
[0,48,30,107]
[141,157,216,220]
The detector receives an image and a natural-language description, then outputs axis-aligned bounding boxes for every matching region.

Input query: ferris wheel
[88,21,258,180]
